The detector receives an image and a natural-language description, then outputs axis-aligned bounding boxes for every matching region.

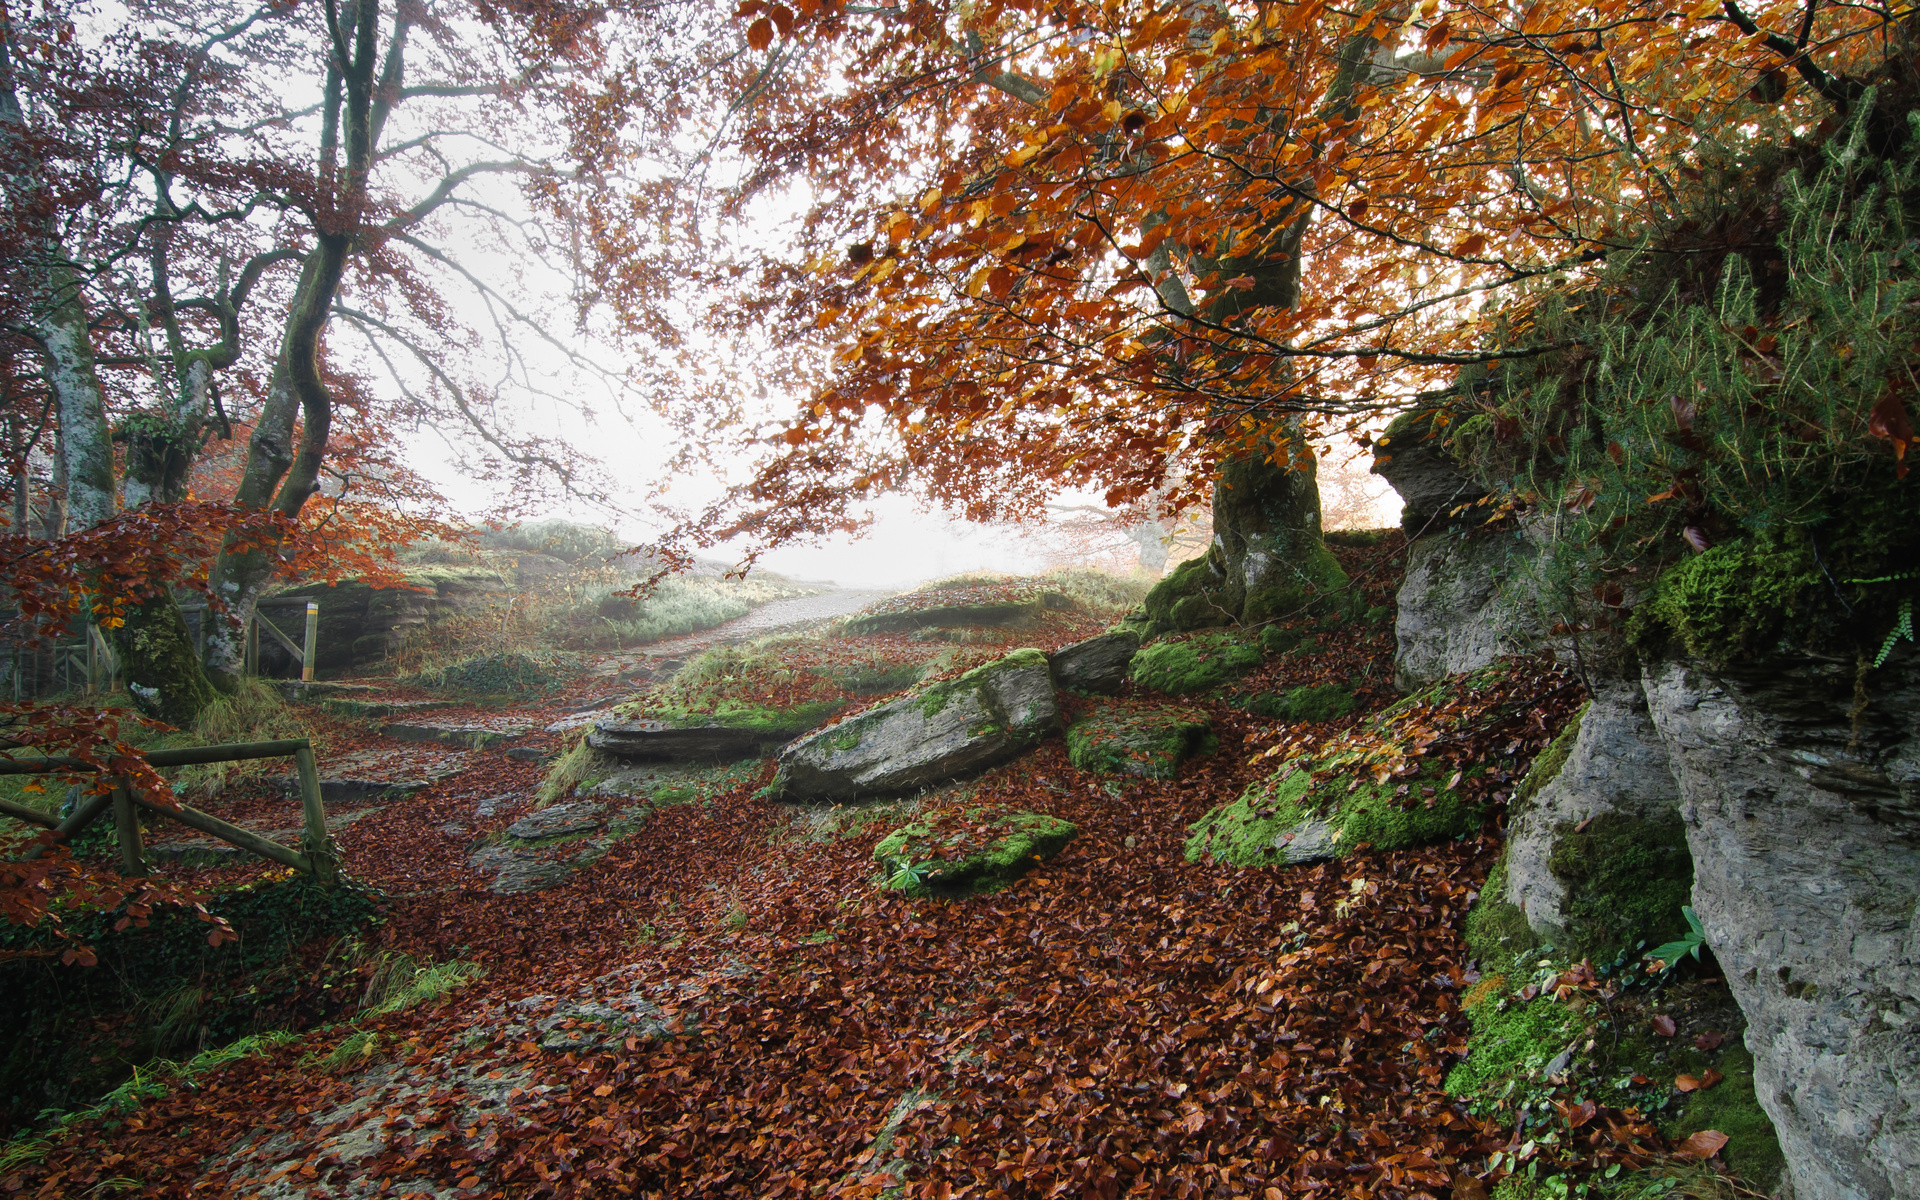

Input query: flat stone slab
[281,746,475,802]
[546,705,618,733]
[384,716,536,748]
[322,696,453,719]
[278,681,378,702]
[587,719,809,762]
[506,801,605,840]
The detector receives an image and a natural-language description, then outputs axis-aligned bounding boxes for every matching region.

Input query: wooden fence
[0,738,338,883]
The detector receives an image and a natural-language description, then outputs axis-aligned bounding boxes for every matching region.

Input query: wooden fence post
[111,781,143,876]
[302,602,319,683]
[293,746,336,885]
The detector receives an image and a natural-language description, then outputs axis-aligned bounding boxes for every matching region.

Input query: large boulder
[1642,652,1920,1200]
[1392,526,1546,692]
[1050,630,1140,694]
[1064,701,1212,780]
[1500,678,1690,962]
[768,649,1059,802]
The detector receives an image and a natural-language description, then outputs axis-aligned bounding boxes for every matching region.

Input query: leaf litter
[1,542,1693,1198]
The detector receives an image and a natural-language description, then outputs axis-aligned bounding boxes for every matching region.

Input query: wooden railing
[0,738,338,883]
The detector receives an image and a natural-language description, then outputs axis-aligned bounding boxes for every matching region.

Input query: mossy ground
[1230,682,1357,723]
[1184,761,1486,866]
[1548,813,1693,965]
[1129,633,1262,696]
[872,809,1076,898]
[1063,702,1214,780]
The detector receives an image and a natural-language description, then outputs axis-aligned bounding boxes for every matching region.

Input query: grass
[358,952,487,1016]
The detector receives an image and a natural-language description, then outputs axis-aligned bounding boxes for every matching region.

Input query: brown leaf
[746,17,774,49]
[1675,1074,1703,1092]
[1651,1014,1677,1037]
[1671,1129,1730,1159]
[1693,1030,1724,1051]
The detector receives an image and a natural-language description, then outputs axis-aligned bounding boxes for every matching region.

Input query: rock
[1392,527,1546,692]
[321,696,452,719]
[528,998,670,1051]
[468,843,582,894]
[505,745,553,763]
[586,717,814,762]
[873,810,1076,896]
[1064,702,1212,780]
[1369,408,1486,535]
[475,792,523,820]
[1050,630,1141,694]
[383,716,536,748]
[1642,652,1920,1200]
[285,747,473,802]
[769,649,1060,802]
[505,801,604,840]
[277,680,376,702]
[1187,758,1487,868]
[1501,679,1690,961]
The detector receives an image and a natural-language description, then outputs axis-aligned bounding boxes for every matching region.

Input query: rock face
[1369,408,1486,535]
[769,649,1059,802]
[1050,630,1141,694]
[587,718,812,762]
[1393,527,1545,691]
[1502,678,1689,960]
[1642,653,1920,1200]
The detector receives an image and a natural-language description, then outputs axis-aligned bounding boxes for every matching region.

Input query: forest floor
[2,543,1601,1199]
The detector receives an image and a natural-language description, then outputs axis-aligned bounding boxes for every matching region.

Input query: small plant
[1646,906,1707,973]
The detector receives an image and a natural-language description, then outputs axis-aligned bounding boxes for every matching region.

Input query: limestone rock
[1502,679,1688,959]
[1064,702,1212,780]
[384,716,536,748]
[1050,630,1141,694]
[505,801,604,840]
[1369,409,1486,535]
[587,718,810,762]
[281,746,473,802]
[769,649,1059,802]
[1393,527,1546,691]
[1642,652,1920,1200]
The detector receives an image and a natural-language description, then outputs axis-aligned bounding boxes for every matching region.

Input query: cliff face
[1393,528,1920,1199]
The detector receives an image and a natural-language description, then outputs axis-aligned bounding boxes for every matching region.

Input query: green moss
[1065,704,1213,780]
[873,810,1076,897]
[1259,625,1301,655]
[1184,762,1486,866]
[1141,557,1223,629]
[1516,702,1585,806]
[1549,812,1693,964]
[1130,633,1262,695]
[1445,990,1585,1107]
[1663,1040,1784,1188]
[1270,683,1355,723]
[639,697,845,735]
[539,737,612,804]
[1322,528,1394,548]
[1462,852,1542,977]
[1629,536,1826,663]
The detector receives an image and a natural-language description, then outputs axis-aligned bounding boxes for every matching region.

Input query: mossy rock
[1258,625,1302,655]
[1514,702,1585,806]
[1064,703,1214,780]
[1130,632,1263,695]
[1185,761,1486,867]
[873,810,1076,897]
[1230,682,1356,723]
[1547,811,1693,964]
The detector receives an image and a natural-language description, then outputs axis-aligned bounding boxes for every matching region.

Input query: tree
[643,0,1908,615]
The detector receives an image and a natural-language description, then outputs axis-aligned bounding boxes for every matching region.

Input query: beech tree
[643,0,1910,624]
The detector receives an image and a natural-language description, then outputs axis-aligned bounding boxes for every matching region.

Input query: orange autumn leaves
[689,0,1906,557]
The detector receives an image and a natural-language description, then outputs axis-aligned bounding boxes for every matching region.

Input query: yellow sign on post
[302,602,319,682]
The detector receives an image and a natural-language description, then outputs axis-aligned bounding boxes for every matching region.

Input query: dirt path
[588,586,895,680]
